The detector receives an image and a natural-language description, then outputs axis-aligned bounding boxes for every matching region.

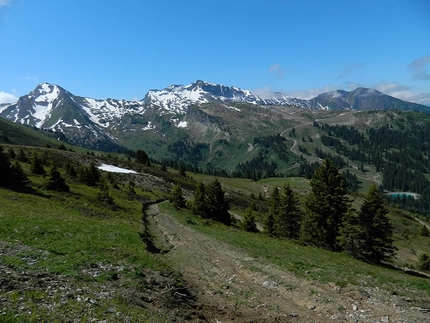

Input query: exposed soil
[1,204,429,322]
[145,204,430,323]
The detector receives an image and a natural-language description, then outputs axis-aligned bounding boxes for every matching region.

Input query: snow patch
[98,164,137,174]
[142,121,156,131]
[177,121,188,128]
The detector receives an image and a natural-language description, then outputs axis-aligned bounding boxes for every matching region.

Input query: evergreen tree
[45,165,69,192]
[16,148,28,162]
[0,146,12,185]
[30,151,46,175]
[0,146,28,187]
[337,208,362,257]
[169,184,186,209]
[136,149,150,166]
[191,181,207,216]
[205,178,231,225]
[358,183,395,264]
[420,225,430,237]
[97,178,115,206]
[79,162,100,186]
[243,203,258,233]
[275,184,302,239]
[178,162,186,177]
[264,187,280,236]
[418,253,430,270]
[301,158,350,251]
[7,147,15,159]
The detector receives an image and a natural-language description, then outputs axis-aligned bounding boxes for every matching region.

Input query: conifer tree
[7,147,15,159]
[136,149,150,166]
[275,184,302,239]
[169,184,186,209]
[46,164,69,192]
[191,181,207,216]
[30,151,46,175]
[205,178,231,225]
[264,187,280,236]
[337,208,361,257]
[358,183,395,264]
[178,162,186,177]
[97,177,114,205]
[301,158,350,251]
[420,225,430,237]
[243,203,258,233]
[0,146,12,185]
[0,146,28,187]
[418,253,430,270]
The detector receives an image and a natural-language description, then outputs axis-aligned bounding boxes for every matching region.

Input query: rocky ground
[145,204,430,323]
[1,205,429,322]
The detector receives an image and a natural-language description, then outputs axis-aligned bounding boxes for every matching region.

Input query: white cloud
[373,81,430,106]
[0,0,10,8]
[409,55,430,81]
[285,84,338,100]
[0,91,17,104]
[268,64,285,79]
[253,86,277,99]
[338,62,363,79]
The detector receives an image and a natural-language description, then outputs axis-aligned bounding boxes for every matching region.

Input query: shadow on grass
[382,262,430,279]
[3,184,52,199]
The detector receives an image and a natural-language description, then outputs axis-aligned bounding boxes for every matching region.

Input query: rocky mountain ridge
[1,80,429,154]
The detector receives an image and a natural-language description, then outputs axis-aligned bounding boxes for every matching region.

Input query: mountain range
[1,80,429,165]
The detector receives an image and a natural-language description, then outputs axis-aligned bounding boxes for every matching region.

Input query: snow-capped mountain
[1,80,429,152]
[143,80,310,111]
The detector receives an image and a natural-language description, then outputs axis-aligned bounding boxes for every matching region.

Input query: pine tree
[45,164,70,192]
[358,183,395,264]
[418,253,430,270]
[243,203,258,233]
[97,178,114,205]
[264,187,280,236]
[275,184,302,239]
[79,162,100,186]
[0,146,12,185]
[169,184,186,209]
[301,158,350,251]
[205,178,231,225]
[420,225,430,237]
[30,151,46,175]
[337,208,362,257]
[0,146,28,187]
[178,162,186,177]
[191,181,207,216]
[136,149,150,166]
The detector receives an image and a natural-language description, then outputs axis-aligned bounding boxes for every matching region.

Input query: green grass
[0,187,162,277]
[160,202,430,298]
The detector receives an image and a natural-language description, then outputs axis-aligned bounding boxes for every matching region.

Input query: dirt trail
[147,204,430,323]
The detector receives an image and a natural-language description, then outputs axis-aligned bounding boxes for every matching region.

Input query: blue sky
[1,0,429,105]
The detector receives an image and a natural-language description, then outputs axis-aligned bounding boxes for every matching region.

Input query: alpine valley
[1,80,430,176]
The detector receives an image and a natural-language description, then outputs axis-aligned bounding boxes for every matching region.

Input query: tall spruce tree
[264,187,280,236]
[30,151,46,175]
[169,184,186,209]
[358,183,395,264]
[337,208,362,257]
[45,164,70,192]
[243,203,258,233]
[0,146,28,187]
[191,181,207,216]
[275,184,302,239]
[301,158,350,251]
[205,178,231,225]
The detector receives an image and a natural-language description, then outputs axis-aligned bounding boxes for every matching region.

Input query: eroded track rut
[147,204,430,323]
